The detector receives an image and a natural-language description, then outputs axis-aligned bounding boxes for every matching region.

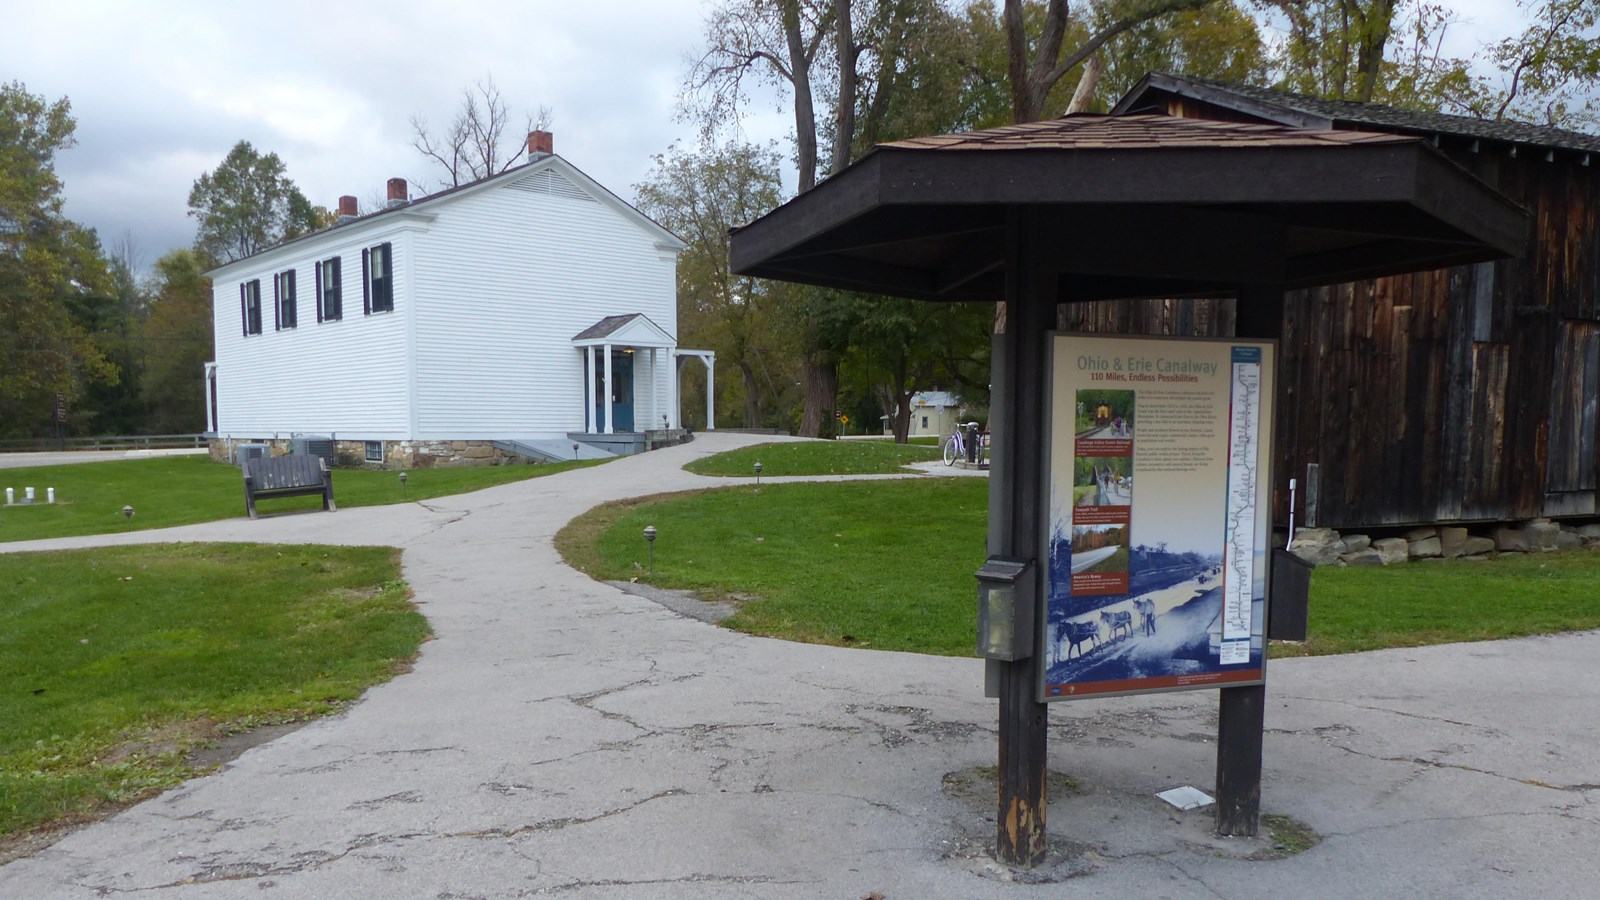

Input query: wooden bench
[243,455,336,519]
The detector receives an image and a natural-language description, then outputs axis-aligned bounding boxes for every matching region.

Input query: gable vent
[508,170,595,202]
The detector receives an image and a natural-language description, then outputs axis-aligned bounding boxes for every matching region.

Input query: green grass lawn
[0,543,427,839]
[684,440,940,477]
[0,455,604,543]
[558,479,987,654]
[561,478,1600,657]
[1281,552,1600,656]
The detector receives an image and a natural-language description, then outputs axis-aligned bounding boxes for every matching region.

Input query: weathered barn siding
[1060,112,1600,529]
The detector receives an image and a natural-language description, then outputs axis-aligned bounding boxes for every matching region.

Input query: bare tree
[688,0,834,192]
[411,75,552,189]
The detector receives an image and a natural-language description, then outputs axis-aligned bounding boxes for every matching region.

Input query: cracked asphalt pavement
[2,433,1597,897]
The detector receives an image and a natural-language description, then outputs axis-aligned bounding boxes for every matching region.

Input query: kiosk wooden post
[991,212,1056,866]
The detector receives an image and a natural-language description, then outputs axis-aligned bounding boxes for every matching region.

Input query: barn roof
[1115,72,1600,157]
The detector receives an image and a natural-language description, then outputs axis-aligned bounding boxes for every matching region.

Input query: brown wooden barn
[1067,73,1600,530]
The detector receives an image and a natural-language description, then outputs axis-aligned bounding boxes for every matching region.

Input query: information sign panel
[1040,334,1275,701]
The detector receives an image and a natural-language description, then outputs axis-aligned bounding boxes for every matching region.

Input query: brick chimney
[386,177,408,207]
[528,130,553,156]
[337,195,358,219]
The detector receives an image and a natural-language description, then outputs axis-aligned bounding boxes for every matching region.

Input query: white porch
[572,313,715,435]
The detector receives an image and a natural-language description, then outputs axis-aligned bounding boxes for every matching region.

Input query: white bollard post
[4,487,12,505]
[47,487,56,504]
[24,487,36,504]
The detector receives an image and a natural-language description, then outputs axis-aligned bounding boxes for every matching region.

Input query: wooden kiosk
[730,113,1526,866]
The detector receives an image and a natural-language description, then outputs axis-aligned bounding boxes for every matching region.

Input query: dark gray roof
[572,313,644,341]
[1116,72,1600,155]
[207,151,685,277]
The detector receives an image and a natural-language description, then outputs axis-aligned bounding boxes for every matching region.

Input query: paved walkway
[2,432,1597,898]
[0,448,207,469]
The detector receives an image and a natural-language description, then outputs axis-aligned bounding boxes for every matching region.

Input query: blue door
[595,353,634,432]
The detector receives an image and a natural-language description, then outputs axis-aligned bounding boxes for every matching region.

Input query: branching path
[2,434,1597,898]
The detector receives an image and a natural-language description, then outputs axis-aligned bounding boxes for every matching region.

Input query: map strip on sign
[1220,346,1261,666]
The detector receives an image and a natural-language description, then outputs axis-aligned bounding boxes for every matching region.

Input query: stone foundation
[1288,518,1600,567]
[208,438,535,469]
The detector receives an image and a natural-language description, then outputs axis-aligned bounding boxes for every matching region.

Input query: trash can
[964,422,981,463]
[1268,548,1312,641]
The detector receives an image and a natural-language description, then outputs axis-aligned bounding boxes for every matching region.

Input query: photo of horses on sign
[1042,334,1272,701]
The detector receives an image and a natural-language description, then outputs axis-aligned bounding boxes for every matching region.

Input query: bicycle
[943,421,984,466]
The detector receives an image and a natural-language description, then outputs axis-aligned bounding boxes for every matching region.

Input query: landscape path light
[643,524,657,572]
[572,442,580,460]
[122,505,134,522]
[754,461,762,487]
[399,471,408,497]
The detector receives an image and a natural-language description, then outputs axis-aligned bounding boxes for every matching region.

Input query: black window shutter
[273,274,281,331]
[240,283,248,337]
[331,257,342,319]
[380,242,393,311]
[314,261,323,322]
[287,269,297,328]
[362,248,371,315]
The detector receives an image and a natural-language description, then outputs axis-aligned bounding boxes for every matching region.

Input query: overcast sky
[5,0,1527,272]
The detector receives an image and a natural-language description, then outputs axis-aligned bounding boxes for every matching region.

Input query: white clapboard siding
[410,170,677,438]
[211,227,414,439]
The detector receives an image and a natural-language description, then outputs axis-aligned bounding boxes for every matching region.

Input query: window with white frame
[274,269,297,330]
[240,279,262,335]
[315,256,342,322]
[364,441,383,462]
[363,242,393,314]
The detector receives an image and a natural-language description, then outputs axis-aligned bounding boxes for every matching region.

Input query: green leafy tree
[188,140,322,265]
[0,81,116,438]
[690,0,984,436]
[1456,0,1600,128]
[68,244,149,434]
[1271,0,1402,103]
[634,141,799,428]
[142,249,214,433]
[1000,0,1223,123]
[1098,2,1267,106]
[848,297,991,441]
[1267,0,1600,129]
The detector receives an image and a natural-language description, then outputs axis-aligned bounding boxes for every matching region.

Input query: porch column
[641,348,653,431]
[603,343,615,435]
[584,346,597,433]
[668,351,681,430]
[649,348,661,431]
[703,354,715,430]
[202,362,217,434]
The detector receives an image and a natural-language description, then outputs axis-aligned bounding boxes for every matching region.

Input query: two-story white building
[204,131,714,467]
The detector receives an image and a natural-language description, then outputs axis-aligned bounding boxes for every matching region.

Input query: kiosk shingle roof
[882,113,1413,151]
